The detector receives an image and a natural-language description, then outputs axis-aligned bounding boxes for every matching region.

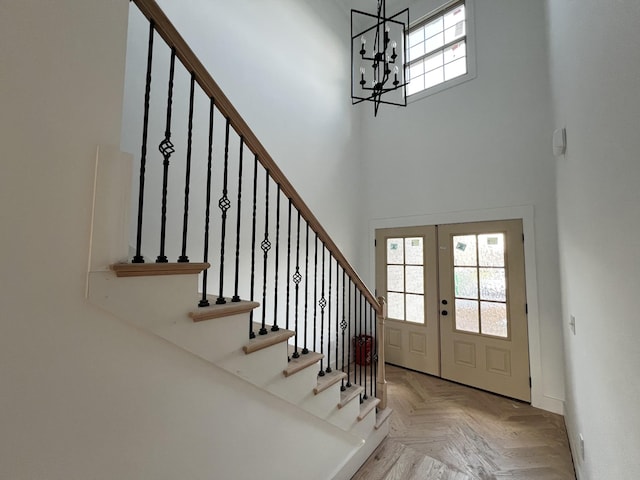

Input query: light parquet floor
[353,364,575,480]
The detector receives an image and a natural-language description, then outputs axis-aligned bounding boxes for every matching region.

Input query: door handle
[441,310,448,316]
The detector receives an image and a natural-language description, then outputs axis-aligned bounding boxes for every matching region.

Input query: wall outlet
[579,433,585,460]
[569,315,576,335]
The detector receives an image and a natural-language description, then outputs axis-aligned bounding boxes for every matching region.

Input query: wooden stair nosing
[189,299,260,322]
[338,384,364,409]
[357,396,380,421]
[110,262,210,277]
[374,407,393,430]
[242,327,295,354]
[284,348,324,377]
[314,370,347,395]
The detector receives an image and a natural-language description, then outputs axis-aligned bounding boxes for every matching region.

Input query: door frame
[367,206,558,413]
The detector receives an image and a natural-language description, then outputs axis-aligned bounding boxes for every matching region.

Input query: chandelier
[351,0,409,116]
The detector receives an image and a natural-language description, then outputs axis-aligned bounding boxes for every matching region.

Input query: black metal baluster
[285,199,292,332]
[292,210,302,359]
[199,98,215,307]
[178,74,196,262]
[325,255,332,374]
[232,138,244,302]
[156,48,177,263]
[248,155,258,339]
[272,186,281,332]
[360,293,366,401]
[373,303,378,398]
[335,260,340,379]
[340,269,346,391]
[371,303,376,399]
[318,244,326,376]
[313,234,318,354]
[362,295,368,401]
[216,119,232,303]
[343,278,356,388]
[302,223,310,355]
[133,21,154,264]
[259,170,271,336]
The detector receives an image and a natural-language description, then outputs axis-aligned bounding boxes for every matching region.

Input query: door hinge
[529,377,532,388]
[522,233,525,242]
[374,239,377,247]
[525,303,528,314]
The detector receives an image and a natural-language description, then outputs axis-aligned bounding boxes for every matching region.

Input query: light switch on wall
[553,127,566,156]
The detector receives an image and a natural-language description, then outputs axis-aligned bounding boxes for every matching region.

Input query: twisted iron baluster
[325,254,332,374]
[347,280,353,389]
[318,243,326,376]
[133,21,154,264]
[272,185,281,332]
[216,119,232,303]
[232,138,245,302]
[178,73,196,263]
[292,210,302,359]
[313,234,318,354]
[248,155,258,339]
[199,98,215,307]
[259,170,271,336]
[335,259,340,378]
[156,48,177,263]
[340,269,346,391]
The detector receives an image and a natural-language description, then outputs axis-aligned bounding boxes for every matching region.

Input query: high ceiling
[333,0,407,16]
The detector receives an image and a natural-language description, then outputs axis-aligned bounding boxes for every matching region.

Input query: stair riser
[350,407,376,440]
[266,363,319,404]
[154,313,248,364]
[87,271,199,330]
[301,382,344,420]
[327,396,361,431]
[218,341,289,387]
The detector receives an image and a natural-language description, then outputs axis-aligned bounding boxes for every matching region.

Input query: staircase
[88,250,391,479]
[84,0,393,477]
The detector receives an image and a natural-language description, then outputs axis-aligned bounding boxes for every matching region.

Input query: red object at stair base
[353,334,373,366]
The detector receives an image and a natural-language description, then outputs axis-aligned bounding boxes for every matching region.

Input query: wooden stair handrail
[131,0,381,314]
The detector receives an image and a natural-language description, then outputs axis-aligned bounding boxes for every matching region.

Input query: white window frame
[405,0,476,103]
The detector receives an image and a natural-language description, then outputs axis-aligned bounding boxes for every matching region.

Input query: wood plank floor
[353,364,575,480]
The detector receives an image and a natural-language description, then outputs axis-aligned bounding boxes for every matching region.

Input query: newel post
[376,296,388,410]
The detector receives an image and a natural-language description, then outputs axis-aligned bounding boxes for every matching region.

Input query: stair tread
[243,324,295,354]
[190,299,260,323]
[338,384,364,409]
[375,407,393,430]
[284,346,324,377]
[357,396,380,421]
[111,262,210,277]
[314,370,347,395]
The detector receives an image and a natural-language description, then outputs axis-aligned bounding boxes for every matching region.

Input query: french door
[375,220,531,402]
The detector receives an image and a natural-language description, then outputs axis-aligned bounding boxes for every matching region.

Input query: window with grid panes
[406,1,470,97]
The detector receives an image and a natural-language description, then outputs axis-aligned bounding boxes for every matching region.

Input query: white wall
[358,0,565,411]
[121,0,365,272]
[546,0,640,478]
[0,2,362,478]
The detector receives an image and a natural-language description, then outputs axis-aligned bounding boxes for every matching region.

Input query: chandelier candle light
[351,0,409,116]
